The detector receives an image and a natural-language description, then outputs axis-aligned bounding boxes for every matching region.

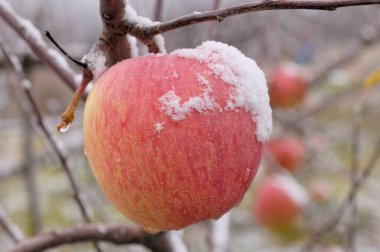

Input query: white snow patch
[81,49,107,80]
[159,73,220,121]
[210,212,230,252]
[154,122,165,133]
[171,41,272,142]
[275,174,309,208]
[167,231,188,252]
[17,18,45,48]
[21,80,32,89]
[172,71,179,79]
[127,35,138,57]
[125,4,167,54]
[278,61,301,77]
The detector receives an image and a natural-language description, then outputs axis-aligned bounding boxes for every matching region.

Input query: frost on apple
[171,41,272,142]
[154,122,165,133]
[275,174,309,207]
[159,85,218,121]
[159,71,222,121]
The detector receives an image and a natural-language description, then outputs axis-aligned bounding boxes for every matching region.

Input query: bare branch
[300,138,380,252]
[144,0,380,36]
[99,0,131,64]
[310,26,380,85]
[45,31,87,69]
[6,224,173,252]
[0,205,24,244]
[0,38,101,251]
[0,1,79,92]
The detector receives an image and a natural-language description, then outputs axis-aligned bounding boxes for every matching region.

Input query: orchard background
[1,0,380,252]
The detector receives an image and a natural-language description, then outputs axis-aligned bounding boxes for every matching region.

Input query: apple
[266,136,306,172]
[253,174,308,231]
[269,62,308,108]
[83,41,272,233]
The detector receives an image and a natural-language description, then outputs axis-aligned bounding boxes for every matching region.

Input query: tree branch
[144,0,380,36]
[99,0,131,64]
[0,1,79,92]
[6,224,173,252]
[300,137,380,252]
[0,38,101,252]
[0,205,24,244]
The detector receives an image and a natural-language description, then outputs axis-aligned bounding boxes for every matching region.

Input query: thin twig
[310,28,379,85]
[300,138,380,252]
[45,31,87,68]
[345,93,366,252]
[0,1,79,92]
[6,224,173,252]
[0,205,24,244]
[298,88,379,251]
[144,0,380,36]
[0,38,102,252]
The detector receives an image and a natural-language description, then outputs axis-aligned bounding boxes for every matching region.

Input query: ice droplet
[58,123,71,133]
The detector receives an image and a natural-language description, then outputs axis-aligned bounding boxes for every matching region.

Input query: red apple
[253,174,308,231]
[269,62,308,108]
[83,41,272,233]
[266,136,306,172]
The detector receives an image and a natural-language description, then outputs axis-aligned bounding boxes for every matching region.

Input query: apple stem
[56,69,93,133]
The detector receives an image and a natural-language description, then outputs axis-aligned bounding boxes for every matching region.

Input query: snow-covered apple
[266,136,306,172]
[83,41,272,233]
[253,174,308,230]
[269,62,308,108]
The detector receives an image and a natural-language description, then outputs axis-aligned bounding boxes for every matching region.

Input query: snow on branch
[0,38,102,251]
[0,1,79,92]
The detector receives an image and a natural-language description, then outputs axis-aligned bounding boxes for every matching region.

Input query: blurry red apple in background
[253,174,308,231]
[266,136,306,172]
[83,41,272,233]
[269,62,308,108]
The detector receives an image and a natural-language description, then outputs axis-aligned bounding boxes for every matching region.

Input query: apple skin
[269,63,308,108]
[266,137,305,172]
[253,176,304,230]
[83,54,263,233]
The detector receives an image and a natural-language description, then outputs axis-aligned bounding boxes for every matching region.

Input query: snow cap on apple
[83,41,272,233]
[253,174,309,230]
